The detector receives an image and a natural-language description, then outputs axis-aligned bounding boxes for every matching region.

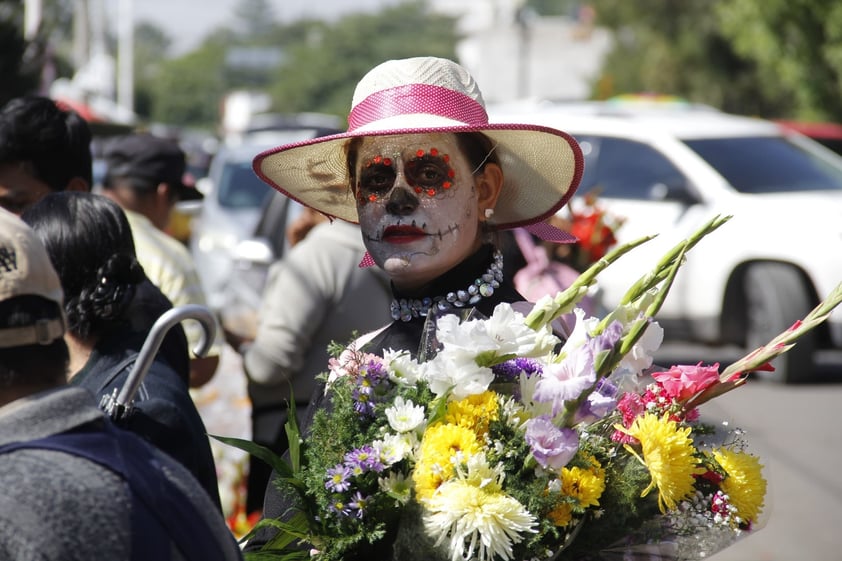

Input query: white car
[490,101,842,383]
[190,116,342,311]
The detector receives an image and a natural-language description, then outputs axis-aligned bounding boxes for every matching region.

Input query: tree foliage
[714,0,842,121]
[141,0,457,128]
[266,0,458,118]
[531,0,842,121]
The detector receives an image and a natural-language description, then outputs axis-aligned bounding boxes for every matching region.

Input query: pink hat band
[348,84,489,131]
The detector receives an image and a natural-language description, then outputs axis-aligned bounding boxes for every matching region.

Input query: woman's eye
[418,165,444,184]
[406,158,451,189]
[360,166,395,194]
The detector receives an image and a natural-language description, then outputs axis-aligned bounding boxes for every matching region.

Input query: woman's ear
[476,162,503,221]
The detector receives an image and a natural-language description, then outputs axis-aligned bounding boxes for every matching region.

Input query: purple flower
[525,416,579,469]
[492,357,543,381]
[589,320,623,355]
[325,464,352,492]
[362,359,388,383]
[349,491,369,519]
[574,377,619,424]
[351,360,391,417]
[329,499,352,517]
[352,388,376,416]
[344,445,385,474]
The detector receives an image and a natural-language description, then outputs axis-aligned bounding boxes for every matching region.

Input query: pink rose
[652,362,720,402]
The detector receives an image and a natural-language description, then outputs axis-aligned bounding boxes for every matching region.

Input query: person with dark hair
[22,191,222,509]
[0,207,243,560]
[101,133,222,388]
[0,95,92,215]
[245,56,582,555]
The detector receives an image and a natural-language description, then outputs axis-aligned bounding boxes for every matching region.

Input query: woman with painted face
[246,57,583,554]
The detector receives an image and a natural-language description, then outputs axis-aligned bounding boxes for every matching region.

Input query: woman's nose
[385,184,419,216]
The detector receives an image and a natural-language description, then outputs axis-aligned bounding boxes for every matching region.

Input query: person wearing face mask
[245,56,583,555]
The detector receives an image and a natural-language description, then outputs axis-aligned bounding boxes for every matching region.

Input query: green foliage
[588,0,842,121]
[139,0,457,128]
[561,449,658,559]
[715,0,842,121]
[267,0,458,117]
[146,39,230,127]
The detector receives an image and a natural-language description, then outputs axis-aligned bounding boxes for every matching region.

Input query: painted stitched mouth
[382,225,427,242]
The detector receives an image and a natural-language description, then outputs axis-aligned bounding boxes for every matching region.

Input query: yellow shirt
[124,210,222,359]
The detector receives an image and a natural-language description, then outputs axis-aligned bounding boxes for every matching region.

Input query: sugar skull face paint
[353,133,481,289]
[357,147,455,203]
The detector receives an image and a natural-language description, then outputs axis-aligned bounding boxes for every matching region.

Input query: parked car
[214,190,311,340]
[777,120,842,157]
[489,101,842,383]
[190,114,343,312]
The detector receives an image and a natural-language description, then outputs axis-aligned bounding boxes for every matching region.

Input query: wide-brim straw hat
[253,57,584,236]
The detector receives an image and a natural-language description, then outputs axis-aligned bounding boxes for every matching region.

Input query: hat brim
[253,123,583,231]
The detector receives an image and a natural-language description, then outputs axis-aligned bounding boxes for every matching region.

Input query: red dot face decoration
[356,148,456,205]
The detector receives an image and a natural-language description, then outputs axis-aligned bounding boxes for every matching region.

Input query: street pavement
[655,344,842,561]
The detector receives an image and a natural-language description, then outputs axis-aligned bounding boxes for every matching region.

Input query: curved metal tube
[107,305,217,419]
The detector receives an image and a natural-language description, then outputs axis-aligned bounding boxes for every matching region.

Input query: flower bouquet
[549,190,624,274]
[218,215,842,561]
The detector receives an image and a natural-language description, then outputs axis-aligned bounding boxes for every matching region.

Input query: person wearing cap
[23,191,223,510]
[0,207,243,561]
[0,95,93,215]
[245,56,582,555]
[102,133,222,388]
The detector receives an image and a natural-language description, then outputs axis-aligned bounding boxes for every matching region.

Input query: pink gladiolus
[652,362,720,402]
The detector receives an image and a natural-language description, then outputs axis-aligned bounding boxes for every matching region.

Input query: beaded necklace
[390,250,504,322]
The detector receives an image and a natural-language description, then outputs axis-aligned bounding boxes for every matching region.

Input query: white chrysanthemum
[383,348,422,385]
[378,471,412,504]
[422,455,537,561]
[422,351,494,399]
[385,396,426,433]
[374,432,416,465]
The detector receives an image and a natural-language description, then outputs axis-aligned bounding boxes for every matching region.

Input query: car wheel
[743,263,815,384]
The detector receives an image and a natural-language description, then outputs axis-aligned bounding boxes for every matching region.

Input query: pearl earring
[484,208,494,219]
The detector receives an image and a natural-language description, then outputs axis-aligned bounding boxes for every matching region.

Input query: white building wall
[430,0,612,103]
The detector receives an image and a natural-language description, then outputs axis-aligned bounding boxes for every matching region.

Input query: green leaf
[209,434,294,479]
[285,398,302,474]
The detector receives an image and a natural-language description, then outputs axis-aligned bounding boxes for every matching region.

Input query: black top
[245,244,524,554]
[71,324,222,510]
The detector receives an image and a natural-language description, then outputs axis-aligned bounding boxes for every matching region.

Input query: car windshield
[217,160,271,209]
[683,136,842,193]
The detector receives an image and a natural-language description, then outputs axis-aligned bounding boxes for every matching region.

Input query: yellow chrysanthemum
[616,413,704,512]
[443,391,499,436]
[561,462,606,509]
[547,457,605,527]
[414,424,481,500]
[713,448,767,523]
[547,503,573,527]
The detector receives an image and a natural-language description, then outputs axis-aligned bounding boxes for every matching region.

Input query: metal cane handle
[106,305,217,420]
